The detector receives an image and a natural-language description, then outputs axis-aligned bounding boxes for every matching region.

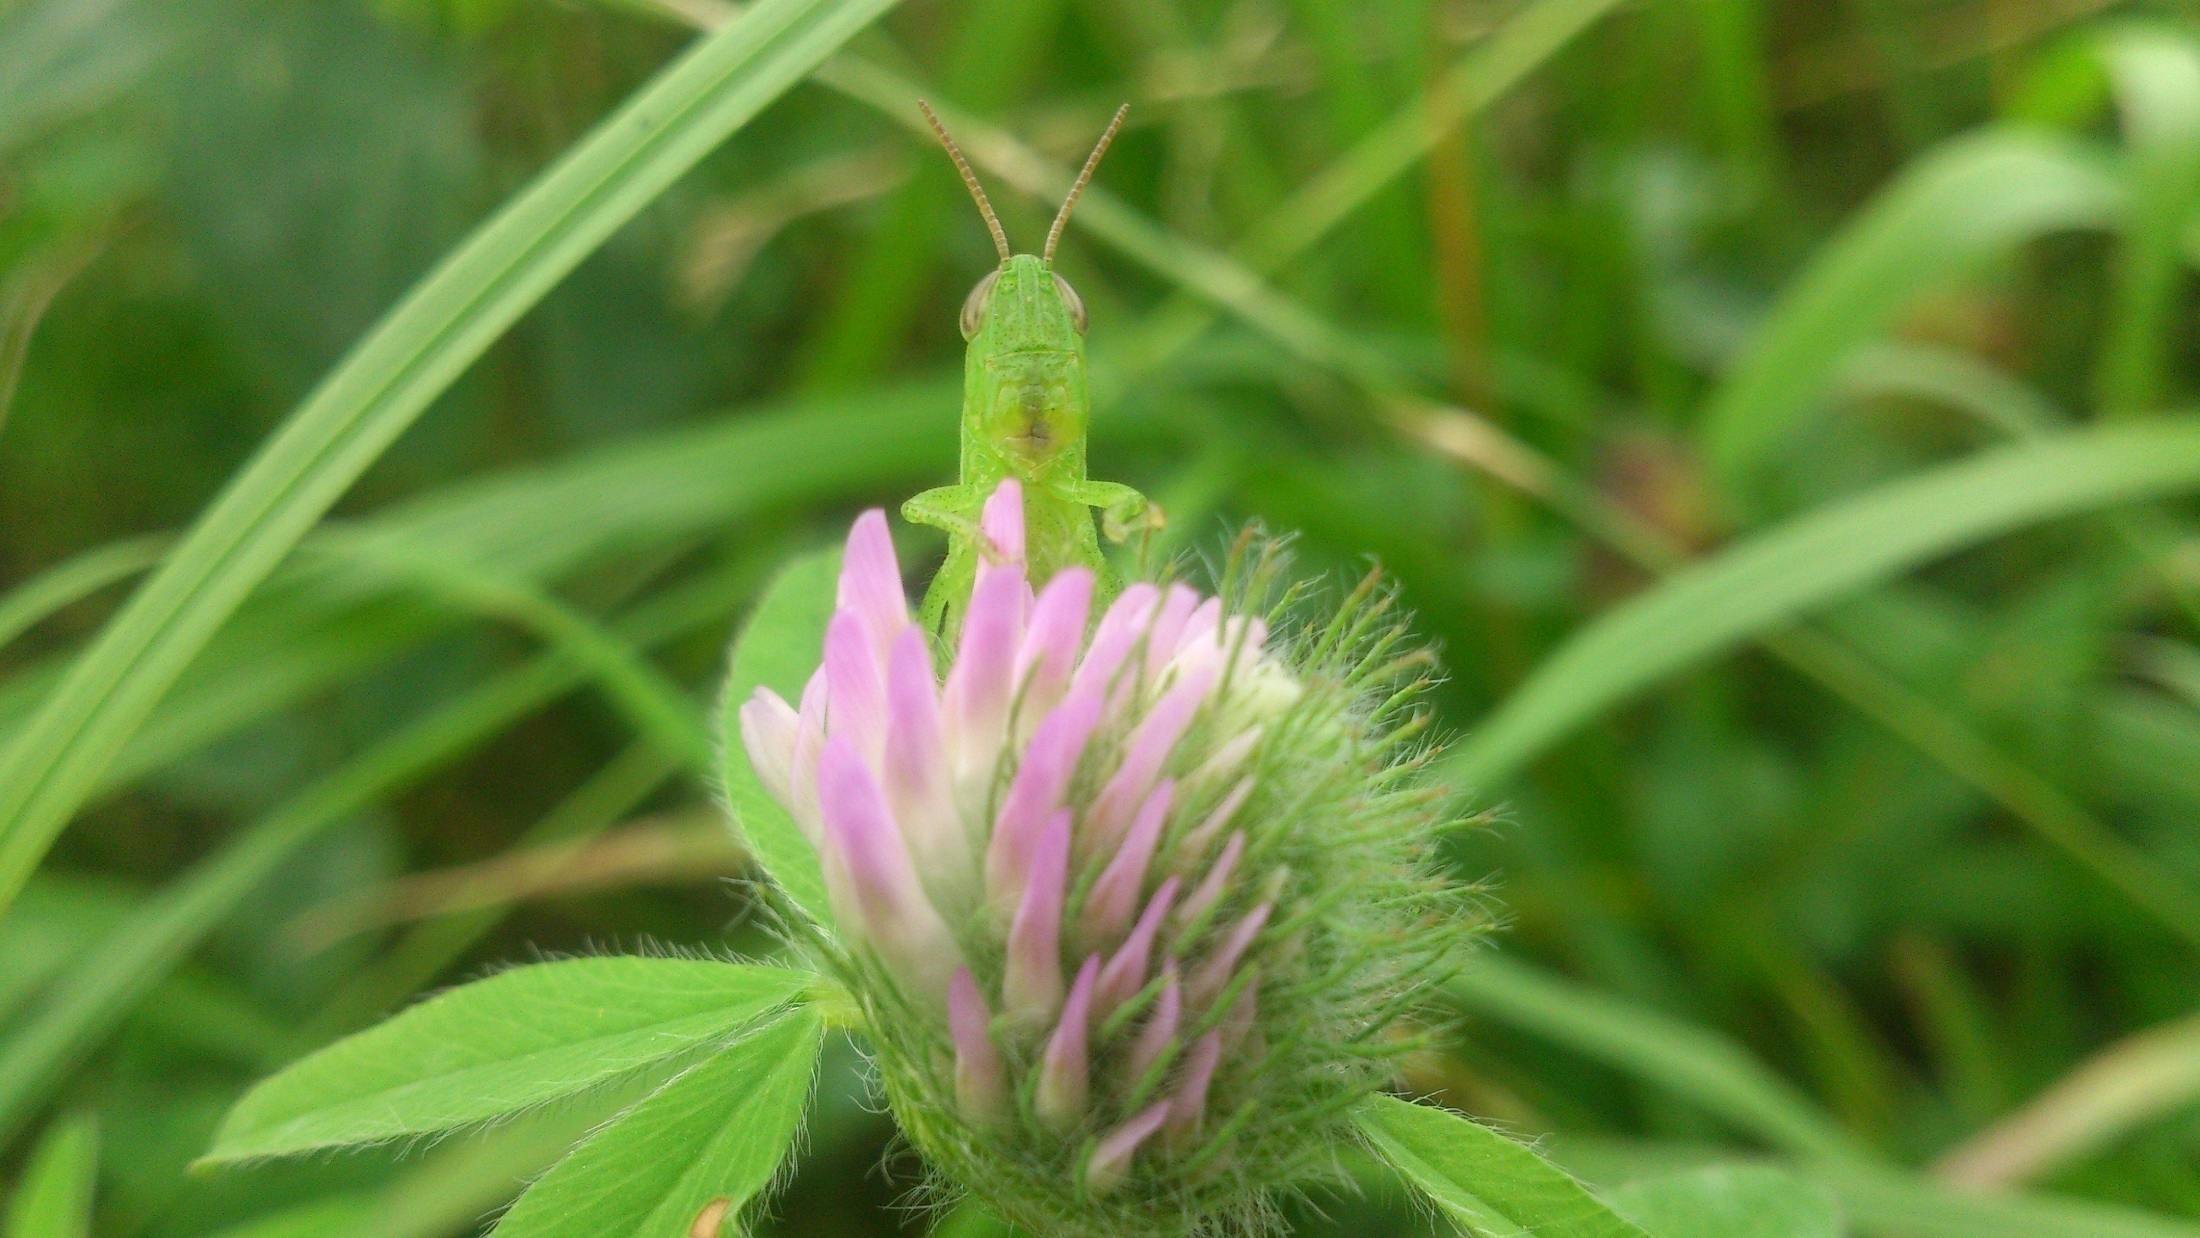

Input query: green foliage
[492,1007,824,1237]
[1356,1095,1648,1238]
[205,959,810,1161]
[6,0,2200,1232]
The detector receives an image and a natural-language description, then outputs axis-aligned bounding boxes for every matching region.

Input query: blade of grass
[1701,130,2122,486]
[3,1112,96,1238]
[1448,419,2200,789]
[0,535,166,655]
[2017,25,2200,415]
[1933,1011,2200,1188]
[308,529,712,772]
[1447,956,1866,1162]
[0,0,906,917]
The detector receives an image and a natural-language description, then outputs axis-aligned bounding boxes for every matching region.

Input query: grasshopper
[903,102,1160,638]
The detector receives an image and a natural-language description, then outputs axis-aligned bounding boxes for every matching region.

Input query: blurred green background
[5,0,2200,1233]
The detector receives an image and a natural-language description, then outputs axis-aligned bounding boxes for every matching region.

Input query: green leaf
[716,548,841,933]
[205,959,811,1162]
[1702,130,2120,484]
[0,0,906,919]
[1609,1165,1843,1238]
[4,1112,96,1238]
[492,1006,824,1238]
[1356,1094,1650,1238]
[1448,419,2200,787]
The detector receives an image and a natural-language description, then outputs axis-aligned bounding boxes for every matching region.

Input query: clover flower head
[738,480,1478,1235]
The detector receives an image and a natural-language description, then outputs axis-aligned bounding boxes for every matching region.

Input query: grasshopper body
[903,105,1155,637]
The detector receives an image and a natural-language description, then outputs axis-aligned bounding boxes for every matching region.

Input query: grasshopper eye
[959,270,1001,340]
[1052,273,1087,333]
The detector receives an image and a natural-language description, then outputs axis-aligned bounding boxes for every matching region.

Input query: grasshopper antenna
[1044,103,1128,265]
[917,99,1012,264]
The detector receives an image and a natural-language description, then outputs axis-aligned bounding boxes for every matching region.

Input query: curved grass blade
[491,1006,823,1237]
[1356,1094,1649,1238]
[1702,131,2121,485]
[2016,25,2200,414]
[1448,418,2200,789]
[715,548,841,933]
[1933,1011,2200,1188]
[1446,957,1865,1163]
[4,1112,96,1238]
[0,0,906,918]
[0,535,165,654]
[204,959,810,1162]
[309,529,712,772]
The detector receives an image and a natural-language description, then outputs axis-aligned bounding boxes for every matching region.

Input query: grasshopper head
[963,254,1087,474]
[919,100,1125,477]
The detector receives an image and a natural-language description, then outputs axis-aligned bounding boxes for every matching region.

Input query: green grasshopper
[903,102,1160,638]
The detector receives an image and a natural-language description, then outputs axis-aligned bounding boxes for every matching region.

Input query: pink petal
[1095,877,1179,1016]
[949,968,1006,1122]
[883,627,962,884]
[816,739,958,1004]
[1087,1101,1171,1193]
[1175,830,1246,931]
[1126,962,1182,1085]
[823,610,886,763]
[1086,669,1213,848]
[943,562,1027,787]
[1001,807,1070,1024]
[1069,582,1158,703]
[1015,568,1093,721]
[1177,776,1254,860]
[1167,611,1265,688]
[736,688,799,810]
[980,478,1026,564]
[1081,778,1174,943]
[837,510,907,661]
[1175,597,1223,658]
[787,669,829,830]
[1188,900,1272,1007]
[1165,1031,1224,1137]
[1035,955,1100,1129]
[984,691,1100,909]
[1141,584,1202,682]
